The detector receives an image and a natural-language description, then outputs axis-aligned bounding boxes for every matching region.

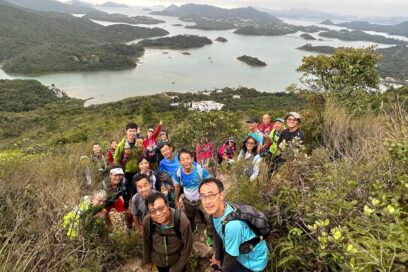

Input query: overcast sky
[71,0,408,17]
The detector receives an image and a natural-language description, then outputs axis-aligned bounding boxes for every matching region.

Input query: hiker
[143,192,193,272]
[173,148,213,245]
[278,112,304,147]
[237,135,262,182]
[131,156,163,195]
[130,174,158,233]
[91,142,108,177]
[62,191,107,240]
[273,112,305,171]
[156,131,169,165]
[143,120,163,169]
[217,137,237,165]
[199,178,269,272]
[246,117,270,155]
[114,122,143,186]
[96,166,132,229]
[258,114,274,135]
[269,117,286,158]
[158,142,180,208]
[196,136,214,169]
[106,140,118,166]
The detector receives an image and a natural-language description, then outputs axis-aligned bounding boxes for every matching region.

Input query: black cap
[246,116,258,123]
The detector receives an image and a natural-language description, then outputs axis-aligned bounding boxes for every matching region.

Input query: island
[318,30,407,45]
[237,55,267,67]
[300,33,316,40]
[173,23,183,26]
[0,1,169,75]
[182,52,191,55]
[138,34,213,49]
[234,24,328,36]
[215,37,228,42]
[100,1,129,8]
[84,10,165,25]
[185,20,235,30]
[297,44,336,54]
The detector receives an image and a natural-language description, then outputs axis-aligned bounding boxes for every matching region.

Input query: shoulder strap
[197,164,203,180]
[174,209,182,239]
[221,203,237,236]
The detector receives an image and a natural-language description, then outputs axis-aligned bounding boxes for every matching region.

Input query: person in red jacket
[258,114,274,135]
[106,140,118,166]
[196,137,214,169]
[143,120,163,169]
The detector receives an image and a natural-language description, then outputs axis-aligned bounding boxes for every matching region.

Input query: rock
[192,241,213,258]
[113,258,144,272]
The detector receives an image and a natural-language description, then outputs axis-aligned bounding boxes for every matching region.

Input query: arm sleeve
[114,142,123,165]
[171,214,193,272]
[213,225,224,261]
[153,124,162,138]
[221,252,239,272]
[195,144,201,161]
[250,156,261,182]
[142,216,153,265]
[202,167,211,179]
[130,195,138,215]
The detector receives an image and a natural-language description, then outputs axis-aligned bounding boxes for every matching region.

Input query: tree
[297,47,382,94]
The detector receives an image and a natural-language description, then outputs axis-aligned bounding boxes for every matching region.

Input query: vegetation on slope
[138,34,212,49]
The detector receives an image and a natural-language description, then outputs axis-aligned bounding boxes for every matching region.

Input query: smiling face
[199,182,224,217]
[263,114,271,125]
[245,138,257,152]
[274,121,284,132]
[92,144,101,155]
[286,116,299,130]
[179,152,193,172]
[139,158,150,173]
[148,198,170,225]
[110,173,124,187]
[160,144,173,160]
[110,141,118,150]
[135,178,152,199]
[126,128,137,142]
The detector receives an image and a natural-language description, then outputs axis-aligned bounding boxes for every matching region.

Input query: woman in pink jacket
[195,137,214,168]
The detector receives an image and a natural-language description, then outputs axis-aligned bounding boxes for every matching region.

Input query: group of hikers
[63,112,304,272]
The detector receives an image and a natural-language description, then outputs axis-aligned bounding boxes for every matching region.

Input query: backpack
[221,203,270,254]
[150,209,182,239]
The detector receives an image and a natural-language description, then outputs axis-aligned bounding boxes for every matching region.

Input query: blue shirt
[158,155,180,185]
[249,130,264,146]
[173,163,211,201]
[213,204,269,271]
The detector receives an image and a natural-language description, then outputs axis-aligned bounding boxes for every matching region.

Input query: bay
[0,6,400,105]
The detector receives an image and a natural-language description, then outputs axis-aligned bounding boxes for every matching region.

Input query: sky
[72,0,408,17]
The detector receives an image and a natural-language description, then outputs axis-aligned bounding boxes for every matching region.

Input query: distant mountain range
[4,0,98,14]
[151,3,282,25]
[99,1,129,8]
[261,7,408,25]
[321,19,408,38]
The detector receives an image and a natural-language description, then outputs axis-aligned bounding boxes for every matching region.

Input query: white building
[232,95,241,99]
[188,101,224,112]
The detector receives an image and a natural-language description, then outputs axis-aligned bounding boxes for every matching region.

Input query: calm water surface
[0,7,402,104]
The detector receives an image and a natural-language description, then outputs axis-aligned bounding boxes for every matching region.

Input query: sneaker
[205,229,214,247]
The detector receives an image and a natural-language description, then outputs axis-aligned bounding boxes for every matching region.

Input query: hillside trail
[112,171,234,272]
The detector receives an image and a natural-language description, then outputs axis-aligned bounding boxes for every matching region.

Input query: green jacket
[269,129,282,156]
[114,138,141,174]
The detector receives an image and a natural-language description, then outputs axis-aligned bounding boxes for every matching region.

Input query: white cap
[110,167,124,175]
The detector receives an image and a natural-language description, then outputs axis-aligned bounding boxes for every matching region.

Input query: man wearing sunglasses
[142,192,193,272]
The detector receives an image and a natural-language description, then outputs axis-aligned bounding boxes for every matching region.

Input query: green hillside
[0,1,168,74]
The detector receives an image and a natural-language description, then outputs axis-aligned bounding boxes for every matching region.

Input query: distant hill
[84,10,165,24]
[319,30,407,45]
[321,19,408,38]
[5,0,98,14]
[151,3,282,27]
[138,34,212,49]
[234,24,327,36]
[300,33,316,40]
[100,1,128,8]
[0,1,168,74]
[297,44,336,54]
[377,45,408,81]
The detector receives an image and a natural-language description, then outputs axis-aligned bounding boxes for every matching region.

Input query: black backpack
[150,209,182,239]
[221,203,270,254]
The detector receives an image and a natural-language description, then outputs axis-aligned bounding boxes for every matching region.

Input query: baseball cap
[273,117,285,123]
[284,112,301,123]
[110,167,124,175]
